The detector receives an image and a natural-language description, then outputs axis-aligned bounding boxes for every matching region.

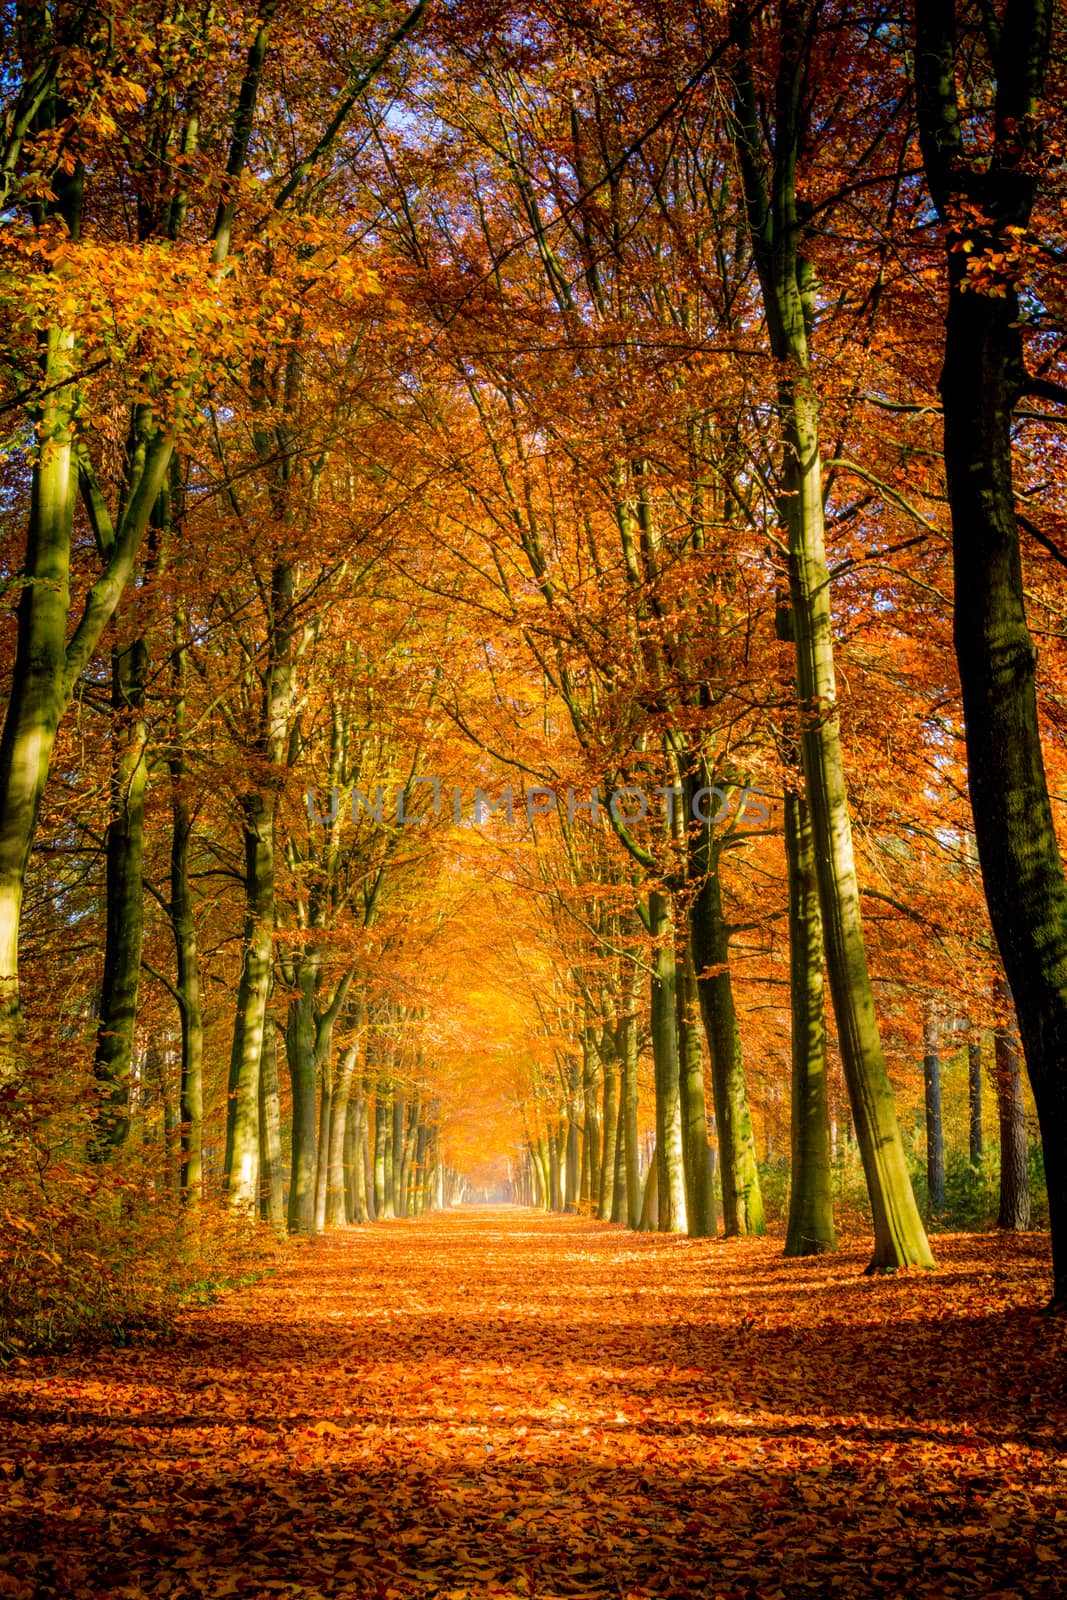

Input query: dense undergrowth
[0,1128,282,1358]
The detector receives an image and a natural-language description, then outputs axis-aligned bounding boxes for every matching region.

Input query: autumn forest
[1,1,1066,1595]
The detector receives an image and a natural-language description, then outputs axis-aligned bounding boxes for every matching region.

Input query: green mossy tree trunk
[649,890,687,1233]
[169,604,203,1207]
[914,0,1064,1304]
[616,966,641,1227]
[729,0,931,1271]
[783,787,835,1255]
[687,822,764,1236]
[677,939,717,1237]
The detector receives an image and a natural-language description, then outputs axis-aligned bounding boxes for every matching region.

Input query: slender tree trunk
[399,1097,417,1218]
[597,1022,619,1220]
[391,1091,406,1217]
[688,844,763,1235]
[325,1037,359,1227]
[640,1147,660,1232]
[924,1009,946,1216]
[564,1089,581,1213]
[616,974,641,1228]
[344,1111,359,1223]
[784,787,835,1254]
[649,890,687,1233]
[677,937,716,1237]
[223,799,274,1211]
[581,1029,600,1209]
[969,1029,984,1166]
[92,629,149,1151]
[375,1083,394,1219]
[361,1078,377,1220]
[994,975,1031,1231]
[169,624,203,1206]
[611,1085,627,1223]
[285,949,318,1233]
[353,1087,372,1222]
[258,1019,285,1229]
[548,1123,562,1211]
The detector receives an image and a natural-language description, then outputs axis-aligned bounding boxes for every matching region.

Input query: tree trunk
[169,631,203,1207]
[285,949,319,1233]
[0,372,172,1055]
[784,787,835,1255]
[375,1083,394,1219]
[639,1147,660,1232]
[223,799,274,1212]
[688,844,763,1236]
[361,1078,377,1220]
[677,938,716,1237]
[969,1029,984,1166]
[924,1009,946,1216]
[258,1019,285,1229]
[914,0,1061,1303]
[391,1091,406,1217]
[994,975,1031,1232]
[597,1022,619,1220]
[616,977,641,1228]
[581,1028,600,1210]
[730,0,932,1273]
[325,1038,359,1227]
[92,632,149,1152]
[564,1095,580,1213]
[649,889,687,1233]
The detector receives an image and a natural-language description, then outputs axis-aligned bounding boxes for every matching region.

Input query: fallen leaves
[1,1212,1066,1598]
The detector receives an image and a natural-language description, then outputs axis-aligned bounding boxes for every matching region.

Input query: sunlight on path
[2,1212,1066,1598]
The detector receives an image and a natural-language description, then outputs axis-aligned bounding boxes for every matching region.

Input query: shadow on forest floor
[1,1213,1065,1599]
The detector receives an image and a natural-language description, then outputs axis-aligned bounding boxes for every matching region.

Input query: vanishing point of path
[2,1211,1067,1599]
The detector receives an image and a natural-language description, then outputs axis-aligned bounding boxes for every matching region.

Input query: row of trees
[0,1,1064,1304]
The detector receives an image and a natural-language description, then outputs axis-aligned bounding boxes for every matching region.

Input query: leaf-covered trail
[2,1213,1067,1599]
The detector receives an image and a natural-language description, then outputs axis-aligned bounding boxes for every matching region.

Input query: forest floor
[1,1212,1066,1600]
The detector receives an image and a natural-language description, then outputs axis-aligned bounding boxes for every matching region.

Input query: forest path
[2,1211,1066,1599]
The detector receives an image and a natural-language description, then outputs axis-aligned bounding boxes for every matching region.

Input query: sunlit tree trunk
[325,1036,359,1227]
[993,974,1031,1232]
[649,890,687,1233]
[677,937,716,1237]
[730,0,931,1271]
[639,1145,660,1232]
[391,1090,406,1216]
[616,964,641,1228]
[783,788,835,1255]
[581,1026,601,1209]
[258,1019,285,1229]
[223,795,274,1212]
[687,831,763,1236]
